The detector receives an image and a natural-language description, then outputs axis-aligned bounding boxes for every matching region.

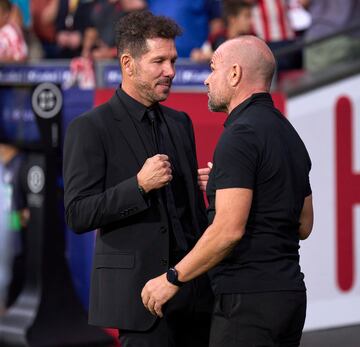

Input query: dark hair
[115,10,182,58]
[0,0,11,13]
[222,0,252,21]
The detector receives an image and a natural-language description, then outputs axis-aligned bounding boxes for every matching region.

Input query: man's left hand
[141,273,180,318]
[197,162,213,192]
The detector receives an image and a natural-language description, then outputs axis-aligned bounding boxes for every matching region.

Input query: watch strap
[166,267,184,287]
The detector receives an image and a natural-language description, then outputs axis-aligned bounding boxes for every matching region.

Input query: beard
[207,93,228,113]
[135,78,170,103]
[133,64,172,104]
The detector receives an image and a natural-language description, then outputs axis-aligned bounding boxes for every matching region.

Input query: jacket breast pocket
[94,253,135,269]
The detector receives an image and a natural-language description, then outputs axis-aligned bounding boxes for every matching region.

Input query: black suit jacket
[63,89,207,330]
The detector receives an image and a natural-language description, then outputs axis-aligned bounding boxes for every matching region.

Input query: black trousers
[209,291,306,347]
[119,274,213,347]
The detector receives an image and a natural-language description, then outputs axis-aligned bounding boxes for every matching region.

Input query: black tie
[147,108,161,153]
[145,108,189,251]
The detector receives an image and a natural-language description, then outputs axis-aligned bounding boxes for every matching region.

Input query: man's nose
[164,62,175,78]
[204,76,209,86]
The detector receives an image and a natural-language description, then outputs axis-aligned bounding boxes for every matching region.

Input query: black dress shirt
[116,88,196,259]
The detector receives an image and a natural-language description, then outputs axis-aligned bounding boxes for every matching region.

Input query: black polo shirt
[207,93,312,294]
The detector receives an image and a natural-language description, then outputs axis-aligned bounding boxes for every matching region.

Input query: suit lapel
[108,92,150,168]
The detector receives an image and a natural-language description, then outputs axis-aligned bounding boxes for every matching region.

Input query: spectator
[304,0,360,73]
[148,0,222,57]
[0,163,10,316]
[31,0,59,58]
[118,0,147,11]
[12,0,46,60]
[82,0,147,60]
[8,0,21,28]
[250,0,302,71]
[191,0,253,63]
[0,0,28,62]
[288,0,311,37]
[55,0,95,59]
[10,0,30,28]
[0,143,28,314]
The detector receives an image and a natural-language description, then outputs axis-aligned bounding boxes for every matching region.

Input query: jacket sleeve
[63,115,150,233]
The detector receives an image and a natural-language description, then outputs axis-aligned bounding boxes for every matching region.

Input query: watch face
[166,267,184,287]
[167,268,178,284]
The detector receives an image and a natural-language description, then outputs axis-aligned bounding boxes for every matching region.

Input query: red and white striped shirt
[0,23,28,61]
[252,0,295,42]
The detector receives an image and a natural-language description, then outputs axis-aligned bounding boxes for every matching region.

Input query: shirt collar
[224,92,273,127]
[117,86,157,122]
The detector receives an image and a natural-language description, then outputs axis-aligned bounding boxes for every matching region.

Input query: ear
[120,53,135,77]
[229,64,241,87]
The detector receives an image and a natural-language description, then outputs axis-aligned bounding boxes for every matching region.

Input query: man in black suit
[63,10,213,347]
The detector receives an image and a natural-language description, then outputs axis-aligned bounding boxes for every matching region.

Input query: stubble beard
[133,62,172,105]
[208,94,228,113]
[136,77,171,105]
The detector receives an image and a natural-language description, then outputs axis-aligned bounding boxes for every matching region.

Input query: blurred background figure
[9,0,30,29]
[81,0,147,61]
[304,0,360,73]
[250,0,302,71]
[0,162,10,316]
[191,0,253,62]
[10,0,44,60]
[0,143,29,316]
[0,0,28,62]
[148,0,222,58]
[287,0,311,38]
[55,0,95,59]
[31,0,59,58]
[8,0,22,28]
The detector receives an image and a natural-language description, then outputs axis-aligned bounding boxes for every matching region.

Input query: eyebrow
[152,54,178,61]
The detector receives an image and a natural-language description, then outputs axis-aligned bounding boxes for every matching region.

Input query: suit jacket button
[161,259,168,266]
[160,226,167,234]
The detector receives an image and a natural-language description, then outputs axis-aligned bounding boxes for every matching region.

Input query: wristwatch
[166,267,184,287]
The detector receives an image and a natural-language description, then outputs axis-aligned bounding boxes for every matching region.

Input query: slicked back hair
[115,10,182,58]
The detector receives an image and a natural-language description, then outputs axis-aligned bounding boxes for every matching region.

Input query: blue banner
[0,64,71,85]
[101,62,210,88]
[0,61,210,89]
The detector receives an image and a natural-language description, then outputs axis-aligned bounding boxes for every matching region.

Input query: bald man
[142,35,313,347]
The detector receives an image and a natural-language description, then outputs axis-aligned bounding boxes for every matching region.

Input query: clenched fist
[197,162,213,192]
[137,154,172,193]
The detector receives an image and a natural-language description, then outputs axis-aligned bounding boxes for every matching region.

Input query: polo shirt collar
[224,92,273,127]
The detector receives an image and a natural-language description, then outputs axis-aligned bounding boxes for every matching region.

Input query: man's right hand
[137,154,172,193]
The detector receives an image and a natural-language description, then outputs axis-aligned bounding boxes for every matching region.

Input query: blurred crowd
[0,0,360,74]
